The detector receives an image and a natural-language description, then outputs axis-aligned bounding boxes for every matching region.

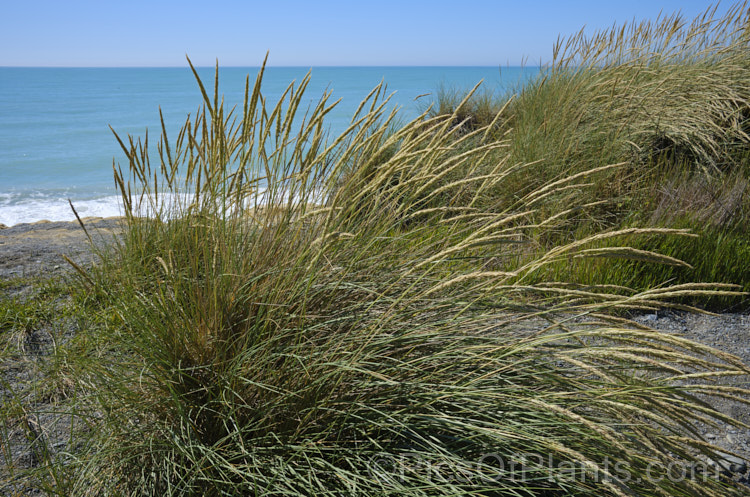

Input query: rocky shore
[1,219,749,492]
[0,217,122,281]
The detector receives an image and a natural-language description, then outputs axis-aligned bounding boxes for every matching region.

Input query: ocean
[0,66,536,226]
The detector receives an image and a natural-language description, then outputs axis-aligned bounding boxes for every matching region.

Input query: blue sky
[0,1,738,67]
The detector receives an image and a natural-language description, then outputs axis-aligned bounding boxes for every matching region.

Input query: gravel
[630,310,750,485]
[0,217,122,281]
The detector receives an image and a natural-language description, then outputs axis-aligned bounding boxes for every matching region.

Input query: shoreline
[0,216,121,229]
[0,193,126,228]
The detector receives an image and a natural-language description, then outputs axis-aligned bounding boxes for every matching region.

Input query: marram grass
[4,5,750,494]
[25,50,745,497]
[430,2,750,309]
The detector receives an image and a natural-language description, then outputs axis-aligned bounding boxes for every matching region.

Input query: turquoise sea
[0,67,536,226]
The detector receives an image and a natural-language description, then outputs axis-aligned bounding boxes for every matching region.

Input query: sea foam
[0,193,124,226]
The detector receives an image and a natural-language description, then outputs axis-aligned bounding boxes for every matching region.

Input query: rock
[708,451,748,475]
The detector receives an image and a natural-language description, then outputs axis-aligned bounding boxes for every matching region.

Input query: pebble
[708,452,749,475]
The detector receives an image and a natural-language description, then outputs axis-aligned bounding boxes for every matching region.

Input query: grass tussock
[3,4,750,496]
[429,3,750,309]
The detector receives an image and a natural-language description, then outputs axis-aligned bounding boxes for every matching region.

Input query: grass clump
[29,51,747,496]
[428,3,750,310]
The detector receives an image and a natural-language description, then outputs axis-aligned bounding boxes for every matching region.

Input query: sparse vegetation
[3,3,750,496]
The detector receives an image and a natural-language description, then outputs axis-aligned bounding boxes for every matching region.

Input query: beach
[2,23,750,491]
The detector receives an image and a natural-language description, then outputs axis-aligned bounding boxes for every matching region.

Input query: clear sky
[0,1,739,67]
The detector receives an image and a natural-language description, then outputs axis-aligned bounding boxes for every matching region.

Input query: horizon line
[0,63,542,69]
